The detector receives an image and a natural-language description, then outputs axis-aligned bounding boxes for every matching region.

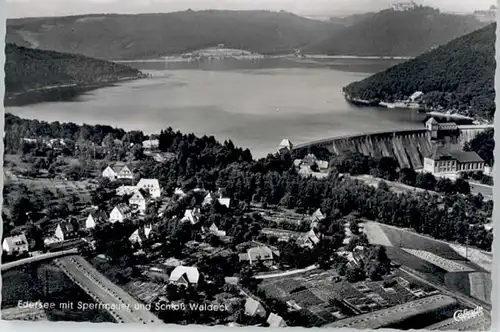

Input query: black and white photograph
[1,0,495,330]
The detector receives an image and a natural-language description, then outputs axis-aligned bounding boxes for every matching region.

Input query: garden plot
[402,249,475,273]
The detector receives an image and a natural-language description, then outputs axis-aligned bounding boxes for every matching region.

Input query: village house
[294,154,329,172]
[423,145,485,178]
[267,313,287,327]
[208,223,226,237]
[109,204,133,223]
[218,197,231,208]
[239,246,274,264]
[181,208,201,225]
[244,297,267,318]
[169,266,200,286]
[163,257,185,268]
[116,185,137,196]
[136,179,161,198]
[311,208,325,228]
[129,225,153,245]
[174,188,187,199]
[129,189,147,213]
[102,162,134,181]
[2,234,29,254]
[202,193,214,206]
[55,221,79,242]
[142,139,159,150]
[85,210,108,229]
[298,229,321,248]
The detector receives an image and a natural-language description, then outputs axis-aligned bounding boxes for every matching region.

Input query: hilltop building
[423,145,485,178]
[391,1,417,11]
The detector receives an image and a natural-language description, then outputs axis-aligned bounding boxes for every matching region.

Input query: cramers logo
[453,306,484,322]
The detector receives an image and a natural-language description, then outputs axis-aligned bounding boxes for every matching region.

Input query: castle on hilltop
[391,1,418,11]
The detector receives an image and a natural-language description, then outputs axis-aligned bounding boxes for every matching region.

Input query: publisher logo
[453,306,484,322]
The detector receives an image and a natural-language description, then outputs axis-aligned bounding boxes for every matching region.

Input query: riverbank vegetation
[343,23,495,121]
[4,114,492,252]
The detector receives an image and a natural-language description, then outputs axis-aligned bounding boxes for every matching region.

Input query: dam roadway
[54,255,161,324]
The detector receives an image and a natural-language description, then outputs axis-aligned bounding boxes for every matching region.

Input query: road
[254,264,318,279]
[1,248,79,272]
[469,182,493,201]
[55,255,161,324]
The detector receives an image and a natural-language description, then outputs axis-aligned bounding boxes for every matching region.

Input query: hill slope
[307,6,487,56]
[343,23,495,120]
[5,43,145,101]
[6,10,338,60]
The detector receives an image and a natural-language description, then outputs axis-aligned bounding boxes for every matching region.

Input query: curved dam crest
[294,126,492,170]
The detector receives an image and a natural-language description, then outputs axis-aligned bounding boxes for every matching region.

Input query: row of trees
[329,151,472,195]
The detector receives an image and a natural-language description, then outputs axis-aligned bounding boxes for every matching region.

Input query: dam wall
[294,126,492,170]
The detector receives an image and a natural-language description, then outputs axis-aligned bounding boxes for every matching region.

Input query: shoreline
[342,91,491,124]
[4,75,146,107]
[112,54,414,63]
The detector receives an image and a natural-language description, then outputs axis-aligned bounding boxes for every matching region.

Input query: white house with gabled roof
[2,234,29,254]
[109,204,133,223]
[129,189,147,213]
[102,163,133,181]
[169,266,200,286]
[136,179,161,198]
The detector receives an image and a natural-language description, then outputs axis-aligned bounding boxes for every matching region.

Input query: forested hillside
[6,8,485,60]
[343,23,495,120]
[6,10,338,60]
[306,6,486,56]
[5,43,145,97]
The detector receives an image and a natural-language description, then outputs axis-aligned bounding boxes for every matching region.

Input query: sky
[5,0,497,18]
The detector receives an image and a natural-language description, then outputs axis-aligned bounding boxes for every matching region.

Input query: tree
[454,178,471,194]
[415,172,437,190]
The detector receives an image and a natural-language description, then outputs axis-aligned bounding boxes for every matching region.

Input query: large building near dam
[423,145,485,179]
[288,117,492,173]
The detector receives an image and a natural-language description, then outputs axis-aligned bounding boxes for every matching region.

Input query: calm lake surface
[7,57,427,158]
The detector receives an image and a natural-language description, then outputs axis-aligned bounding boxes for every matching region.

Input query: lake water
[6,57,427,158]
